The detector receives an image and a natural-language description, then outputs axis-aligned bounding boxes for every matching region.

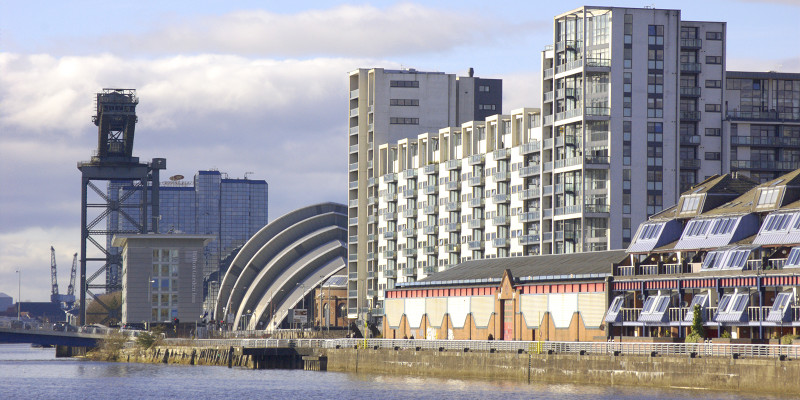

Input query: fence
[158,338,800,359]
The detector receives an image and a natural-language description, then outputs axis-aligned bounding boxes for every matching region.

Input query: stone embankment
[94,342,800,395]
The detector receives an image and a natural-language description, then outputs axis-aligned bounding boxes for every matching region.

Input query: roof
[407,250,625,287]
[654,174,758,220]
[322,275,347,288]
[727,71,800,80]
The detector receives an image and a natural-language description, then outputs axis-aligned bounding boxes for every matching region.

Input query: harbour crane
[50,247,59,303]
[68,253,77,300]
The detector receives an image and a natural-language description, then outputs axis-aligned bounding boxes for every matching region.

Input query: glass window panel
[161,278,169,289]
[171,294,178,306]
[152,309,158,321]
[161,265,169,276]
[717,295,732,313]
[642,297,655,313]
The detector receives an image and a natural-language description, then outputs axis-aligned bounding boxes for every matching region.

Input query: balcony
[554,156,582,169]
[424,266,438,275]
[542,185,553,195]
[519,165,540,178]
[422,185,438,195]
[368,177,376,187]
[584,204,609,213]
[493,148,511,160]
[585,58,611,68]
[680,38,702,49]
[402,267,416,277]
[585,107,610,117]
[491,170,509,182]
[680,86,701,97]
[680,159,701,169]
[349,108,359,117]
[492,193,510,203]
[402,169,417,179]
[402,189,416,199]
[467,176,485,186]
[492,215,510,226]
[521,141,540,155]
[383,269,397,278]
[445,201,460,212]
[383,211,397,221]
[423,246,437,255]
[680,110,701,121]
[383,250,396,259]
[399,209,415,218]
[368,197,377,206]
[727,110,800,122]
[349,126,359,135]
[445,159,462,170]
[543,162,553,172]
[422,225,437,235]
[554,204,581,216]
[402,248,417,257]
[445,243,460,253]
[348,217,358,226]
[517,188,538,202]
[382,192,397,202]
[383,231,396,240]
[349,235,358,243]
[543,91,554,103]
[467,218,484,229]
[468,197,484,208]
[402,228,416,238]
[680,62,701,74]
[367,252,376,261]
[468,154,485,165]
[445,222,460,232]
[556,108,582,121]
[423,164,438,174]
[542,232,553,241]
[492,238,510,248]
[585,155,609,165]
[543,209,553,218]
[555,40,580,52]
[348,253,358,262]
[543,115,553,125]
[445,180,460,191]
[423,205,436,215]
[543,68,554,79]
[367,215,376,224]
[348,162,358,172]
[731,136,800,147]
[467,240,484,250]
[518,234,540,245]
[368,123,374,132]
[383,173,397,183]
[349,89,359,99]
[348,199,359,208]
[518,211,540,222]
[680,135,701,145]
[555,58,583,74]
[349,144,359,154]
[731,160,797,171]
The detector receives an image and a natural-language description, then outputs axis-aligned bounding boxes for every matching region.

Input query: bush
[135,331,161,349]
[685,332,703,343]
[782,334,798,345]
[720,330,732,339]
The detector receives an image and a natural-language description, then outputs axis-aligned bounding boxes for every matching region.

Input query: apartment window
[648,49,664,70]
[479,104,497,111]
[478,85,490,92]
[706,31,723,40]
[390,80,419,88]
[647,122,663,142]
[705,104,722,112]
[623,120,632,141]
[705,152,721,160]
[623,144,631,166]
[647,194,663,216]
[648,25,664,45]
[648,73,664,94]
[681,194,702,212]
[389,99,419,106]
[705,80,722,88]
[647,98,663,118]
[623,169,631,190]
[624,14,633,44]
[390,117,419,125]
[705,128,721,136]
[706,56,722,64]
[757,188,781,207]
[623,193,631,214]
[624,48,632,69]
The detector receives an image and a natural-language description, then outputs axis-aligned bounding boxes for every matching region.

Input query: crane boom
[68,253,77,297]
[50,246,59,297]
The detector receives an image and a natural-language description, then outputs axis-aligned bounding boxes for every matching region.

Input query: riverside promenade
[111,338,800,395]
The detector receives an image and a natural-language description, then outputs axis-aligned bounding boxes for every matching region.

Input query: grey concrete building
[115,234,213,325]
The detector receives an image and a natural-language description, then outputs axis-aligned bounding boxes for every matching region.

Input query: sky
[1,0,799,303]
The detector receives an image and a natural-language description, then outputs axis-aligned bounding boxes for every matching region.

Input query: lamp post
[296,282,306,331]
[16,268,21,321]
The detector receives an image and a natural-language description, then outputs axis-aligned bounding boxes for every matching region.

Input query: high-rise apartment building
[108,170,268,311]
[726,71,800,182]
[347,68,502,320]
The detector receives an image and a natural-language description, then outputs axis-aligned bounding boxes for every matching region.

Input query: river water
[0,344,793,399]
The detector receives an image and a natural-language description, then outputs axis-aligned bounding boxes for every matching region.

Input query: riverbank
[95,341,800,396]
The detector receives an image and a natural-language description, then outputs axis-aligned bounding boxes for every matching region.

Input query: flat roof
[112,234,215,247]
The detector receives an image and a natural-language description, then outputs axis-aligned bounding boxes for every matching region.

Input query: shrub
[136,331,160,349]
[782,334,798,345]
[720,330,732,339]
[685,332,703,343]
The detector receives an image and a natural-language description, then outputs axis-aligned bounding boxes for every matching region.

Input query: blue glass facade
[108,170,268,311]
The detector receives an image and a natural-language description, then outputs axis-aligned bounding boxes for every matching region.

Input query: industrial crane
[68,253,77,300]
[50,247,59,303]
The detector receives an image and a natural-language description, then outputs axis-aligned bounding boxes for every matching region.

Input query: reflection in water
[0,344,792,400]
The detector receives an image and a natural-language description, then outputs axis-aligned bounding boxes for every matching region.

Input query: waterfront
[0,344,796,399]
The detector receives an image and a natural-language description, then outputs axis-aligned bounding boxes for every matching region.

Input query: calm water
[0,343,794,399]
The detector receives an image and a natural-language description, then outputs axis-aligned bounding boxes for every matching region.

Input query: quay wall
[324,348,800,395]
[107,344,800,395]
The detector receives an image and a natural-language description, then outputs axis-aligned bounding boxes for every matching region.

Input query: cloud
[100,4,538,57]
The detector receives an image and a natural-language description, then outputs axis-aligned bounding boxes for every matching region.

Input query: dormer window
[757,187,781,207]
[681,194,703,212]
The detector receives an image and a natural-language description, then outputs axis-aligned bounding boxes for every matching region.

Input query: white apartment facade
[347,68,502,319]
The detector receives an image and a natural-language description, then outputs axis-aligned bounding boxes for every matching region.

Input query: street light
[16,268,21,321]
[296,282,306,331]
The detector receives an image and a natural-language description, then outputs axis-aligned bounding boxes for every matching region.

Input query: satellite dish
[170,175,184,181]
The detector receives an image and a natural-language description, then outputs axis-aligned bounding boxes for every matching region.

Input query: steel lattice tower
[77,89,165,325]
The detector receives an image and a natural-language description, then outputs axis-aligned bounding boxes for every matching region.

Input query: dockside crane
[68,253,77,301]
[50,246,60,303]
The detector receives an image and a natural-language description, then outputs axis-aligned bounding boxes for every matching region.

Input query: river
[0,344,794,399]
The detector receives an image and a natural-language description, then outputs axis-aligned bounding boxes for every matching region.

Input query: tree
[685,303,705,343]
[85,292,122,325]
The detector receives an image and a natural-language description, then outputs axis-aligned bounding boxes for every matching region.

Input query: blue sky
[1,0,798,302]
